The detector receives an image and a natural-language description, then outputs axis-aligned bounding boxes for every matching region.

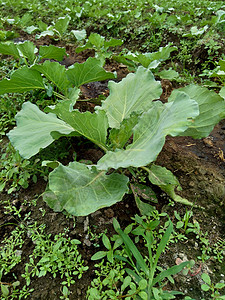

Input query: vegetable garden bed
[0,0,225,299]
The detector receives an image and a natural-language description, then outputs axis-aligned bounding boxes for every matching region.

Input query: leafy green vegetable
[33,60,71,93]
[39,45,66,61]
[102,66,162,129]
[54,15,71,37]
[0,66,45,94]
[71,29,87,41]
[170,85,225,138]
[44,162,129,216]
[49,101,109,151]
[98,92,199,170]
[66,57,115,87]
[76,33,123,65]
[114,43,177,70]
[17,40,37,64]
[7,102,74,158]
[0,42,20,58]
[109,113,139,149]
[146,164,194,206]
[6,61,225,216]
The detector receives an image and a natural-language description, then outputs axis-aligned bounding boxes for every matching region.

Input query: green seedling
[91,233,123,263]
[201,273,225,300]
[115,217,189,299]
[22,230,88,287]
[76,32,123,66]
[30,15,71,40]
[87,257,130,299]
[89,213,190,299]
[186,274,225,299]
[114,43,179,79]
[174,209,194,232]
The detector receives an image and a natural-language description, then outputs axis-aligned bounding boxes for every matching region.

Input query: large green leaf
[36,30,54,39]
[66,57,115,88]
[114,43,177,69]
[71,29,87,41]
[7,102,74,158]
[32,60,71,93]
[89,33,105,48]
[44,162,129,216]
[39,45,66,61]
[170,85,225,138]
[156,68,179,80]
[17,41,36,64]
[0,42,20,59]
[146,164,193,205]
[104,38,123,48]
[49,101,108,151]
[75,33,104,53]
[0,66,45,94]
[102,67,162,129]
[136,44,177,68]
[54,15,71,37]
[219,86,225,99]
[98,92,199,170]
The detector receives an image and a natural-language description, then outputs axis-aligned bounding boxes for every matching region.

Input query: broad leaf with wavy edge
[66,57,115,88]
[102,66,162,129]
[0,42,20,59]
[44,162,129,216]
[48,101,109,151]
[0,66,45,95]
[17,41,36,64]
[7,102,74,159]
[169,85,225,138]
[97,92,199,170]
[32,60,71,93]
[39,45,66,61]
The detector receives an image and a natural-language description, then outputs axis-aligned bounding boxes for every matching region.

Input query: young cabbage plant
[113,43,179,80]
[32,15,71,40]
[76,32,123,66]
[0,41,67,66]
[7,66,225,216]
[0,41,115,99]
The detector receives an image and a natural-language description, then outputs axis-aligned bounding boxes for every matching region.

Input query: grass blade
[154,220,173,267]
[118,228,149,277]
[152,261,189,286]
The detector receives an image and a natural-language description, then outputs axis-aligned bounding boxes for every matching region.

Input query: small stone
[83,239,92,247]
[198,167,207,175]
[91,210,101,218]
[98,217,105,225]
[104,208,114,218]
[84,217,89,232]
[76,216,85,224]
[77,288,82,295]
